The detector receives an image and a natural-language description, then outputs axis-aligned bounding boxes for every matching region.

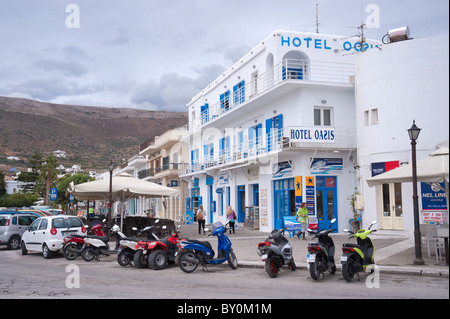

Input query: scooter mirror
[132,227,138,231]
[343,228,350,233]
[162,225,167,229]
[307,228,312,232]
[371,220,378,225]
[177,225,181,229]
[204,228,210,232]
[155,219,160,223]
[84,225,89,229]
[330,218,336,224]
[102,219,106,222]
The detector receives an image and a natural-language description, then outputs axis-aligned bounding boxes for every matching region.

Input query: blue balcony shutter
[266,118,273,152]
[256,123,262,153]
[233,85,238,105]
[219,138,224,156]
[204,144,208,157]
[191,150,194,165]
[238,131,244,152]
[240,80,245,103]
[248,126,253,149]
[209,142,214,157]
[276,114,283,143]
[220,93,225,109]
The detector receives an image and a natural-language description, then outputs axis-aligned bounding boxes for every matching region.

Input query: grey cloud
[33,59,87,77]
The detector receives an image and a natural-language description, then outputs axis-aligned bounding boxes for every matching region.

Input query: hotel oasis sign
[285,127,335,143]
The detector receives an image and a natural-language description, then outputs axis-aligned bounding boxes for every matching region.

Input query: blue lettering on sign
[281,36,377,51]
[289,128,335,143]
[281,36,332,50]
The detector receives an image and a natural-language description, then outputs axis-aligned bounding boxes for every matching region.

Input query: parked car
[21,215,87,259]
[0,213,38,250]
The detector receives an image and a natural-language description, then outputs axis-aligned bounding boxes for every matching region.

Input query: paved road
[0,249,448,300]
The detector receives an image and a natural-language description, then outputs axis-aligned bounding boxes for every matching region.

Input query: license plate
[307,254,315,263]
[340,256,348,262]
[261,254,268,261]
[62,231,76,236]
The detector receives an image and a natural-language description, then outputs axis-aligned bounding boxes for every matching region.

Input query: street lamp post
[408,120,425,265]
[108,160,115,233]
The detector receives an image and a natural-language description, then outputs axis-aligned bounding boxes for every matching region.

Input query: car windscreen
[51,217,83,229]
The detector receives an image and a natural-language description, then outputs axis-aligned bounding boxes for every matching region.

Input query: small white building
[355,36,449,231]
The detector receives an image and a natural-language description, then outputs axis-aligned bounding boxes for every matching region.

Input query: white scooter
[81,224,125,261]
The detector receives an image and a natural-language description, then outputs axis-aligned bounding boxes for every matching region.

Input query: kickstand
[202,264,209,272]
[356,273,361,281]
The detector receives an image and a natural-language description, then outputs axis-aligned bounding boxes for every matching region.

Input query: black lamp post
[408,120,425,265]
[108,160,115,232]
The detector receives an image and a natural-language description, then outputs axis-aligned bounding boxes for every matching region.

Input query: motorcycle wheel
[81,247,96,262]
[288,259,296,271]
[63,243,80,260]
[148,250,168,270]
[342,260,355,282]
[117,251,133,266]
[265,256,279,278]
[328,264,337,274]
[227,250,238,269]
[133,250,149,268]
[178,251,198,273]
[309,260,321,280]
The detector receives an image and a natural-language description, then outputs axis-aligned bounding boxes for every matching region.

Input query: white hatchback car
[21,215,87,259]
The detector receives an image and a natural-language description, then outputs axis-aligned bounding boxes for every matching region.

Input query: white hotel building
[179,29,449,233]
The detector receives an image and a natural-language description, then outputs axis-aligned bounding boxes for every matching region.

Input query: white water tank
[388,26,410,42]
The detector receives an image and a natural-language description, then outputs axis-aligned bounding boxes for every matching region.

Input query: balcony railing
[181,59,354,138]
[179,126,355,176]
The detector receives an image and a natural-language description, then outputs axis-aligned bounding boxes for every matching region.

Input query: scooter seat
[343,243,362,250]
[188,240,213,252]
[88,235,109,243]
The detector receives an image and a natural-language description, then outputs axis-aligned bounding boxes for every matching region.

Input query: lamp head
[408,120,421,142]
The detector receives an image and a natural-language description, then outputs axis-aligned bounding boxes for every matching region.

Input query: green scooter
[340,220,377,282]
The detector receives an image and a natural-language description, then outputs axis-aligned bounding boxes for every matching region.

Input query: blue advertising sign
[421,182,447,211]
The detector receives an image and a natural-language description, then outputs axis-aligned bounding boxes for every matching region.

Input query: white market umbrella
[366,147,449,210]
[68,172,178,228]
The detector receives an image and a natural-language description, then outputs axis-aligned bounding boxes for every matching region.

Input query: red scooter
[62,221,106,260]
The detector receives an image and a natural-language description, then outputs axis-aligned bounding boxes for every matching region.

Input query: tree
[0,170,6,196]
[39,156,59,205]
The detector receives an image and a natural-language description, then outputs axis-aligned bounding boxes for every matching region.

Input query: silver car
[0,213,38,249]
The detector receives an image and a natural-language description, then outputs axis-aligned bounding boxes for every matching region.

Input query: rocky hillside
[0,96,188,170]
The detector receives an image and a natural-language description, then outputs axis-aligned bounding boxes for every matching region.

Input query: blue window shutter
[204,144,208,157]
[238,131,244,152]
[220,93,224,108]
[266,118,273,152]
[240,80,245,103]
[248,126,253,149]
[209,143,214,157]
[191,150,194,165]
[219,138,224,156]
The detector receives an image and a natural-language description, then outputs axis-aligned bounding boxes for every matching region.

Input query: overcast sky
[0,0,448,112]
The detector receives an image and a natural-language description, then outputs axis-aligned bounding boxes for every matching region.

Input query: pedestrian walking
[296,202,309,240]
[227,206,237,234]
[197,205,205,235]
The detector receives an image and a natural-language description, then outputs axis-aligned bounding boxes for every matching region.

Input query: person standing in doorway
[227,206,237,234]
[296,202,309,240]
[197,205,205,235]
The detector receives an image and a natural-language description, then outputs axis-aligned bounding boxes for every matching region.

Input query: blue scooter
[177,221,238,273]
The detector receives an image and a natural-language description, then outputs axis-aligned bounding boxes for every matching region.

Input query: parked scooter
[62,221,106,260]
[80,224,125,261]
[257,228,296,278]
[306,218,337,280]
[341,220,378,282]
[177,221,237,273]
[117,225,159,267]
